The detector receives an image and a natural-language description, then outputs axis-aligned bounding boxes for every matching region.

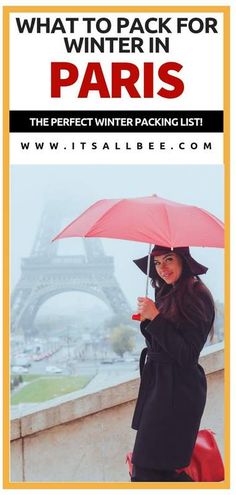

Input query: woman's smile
[161,271,173,281]
[154,253,183,285]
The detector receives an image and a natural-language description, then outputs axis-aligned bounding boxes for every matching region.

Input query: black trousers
[131,464,194,482]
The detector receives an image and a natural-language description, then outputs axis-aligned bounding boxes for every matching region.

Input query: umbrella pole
[132,243,152,321]
[145,243,152,298]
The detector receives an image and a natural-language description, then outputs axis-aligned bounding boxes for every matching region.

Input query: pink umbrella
[53,195,224,248]
[53,195,224,319]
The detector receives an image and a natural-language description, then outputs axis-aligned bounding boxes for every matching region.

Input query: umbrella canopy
[53,195,224,248]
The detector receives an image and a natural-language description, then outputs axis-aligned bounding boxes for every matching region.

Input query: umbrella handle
[132,313,142,321]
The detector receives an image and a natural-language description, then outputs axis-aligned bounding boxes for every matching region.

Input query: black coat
[131,284,215,470]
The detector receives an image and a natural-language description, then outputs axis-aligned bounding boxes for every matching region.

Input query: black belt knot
[139,347,173,375]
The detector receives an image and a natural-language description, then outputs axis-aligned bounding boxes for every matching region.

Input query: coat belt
[148,350,172,364]
[139,347,172,375]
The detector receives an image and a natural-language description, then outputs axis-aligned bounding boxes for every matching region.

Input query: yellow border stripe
[1,481,232,490]
[3,6,10,490]
[2,5,231,13]
[223,7,230,487]
[3,5,230,490]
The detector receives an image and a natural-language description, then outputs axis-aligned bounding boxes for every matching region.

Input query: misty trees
[109,324,135,358]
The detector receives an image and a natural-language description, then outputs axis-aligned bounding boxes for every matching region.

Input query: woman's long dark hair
[151,259,215,336]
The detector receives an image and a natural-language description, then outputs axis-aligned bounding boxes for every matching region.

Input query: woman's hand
[137,297,160,321]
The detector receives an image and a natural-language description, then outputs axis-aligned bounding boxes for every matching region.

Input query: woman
[131,245,215,482]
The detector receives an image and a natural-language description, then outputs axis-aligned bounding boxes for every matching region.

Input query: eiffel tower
[11,200,131,336]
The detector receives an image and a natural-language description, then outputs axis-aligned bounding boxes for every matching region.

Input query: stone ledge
[11,418,21,441]
[18,378,139,439]
[11,342,224,441]
[200,341,224,374]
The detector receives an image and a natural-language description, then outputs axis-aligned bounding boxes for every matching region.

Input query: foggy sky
[11,164,224,313]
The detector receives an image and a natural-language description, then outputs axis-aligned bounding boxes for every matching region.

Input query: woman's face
[153,252,183,285]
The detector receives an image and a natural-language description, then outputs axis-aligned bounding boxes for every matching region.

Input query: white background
[9,9,224,164]
[10,12,223,111]
[10,133,223,165]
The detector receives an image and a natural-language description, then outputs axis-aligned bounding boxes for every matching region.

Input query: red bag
[126,429,224,482]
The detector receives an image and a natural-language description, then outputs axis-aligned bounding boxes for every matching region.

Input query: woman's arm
[145,292,215,367]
